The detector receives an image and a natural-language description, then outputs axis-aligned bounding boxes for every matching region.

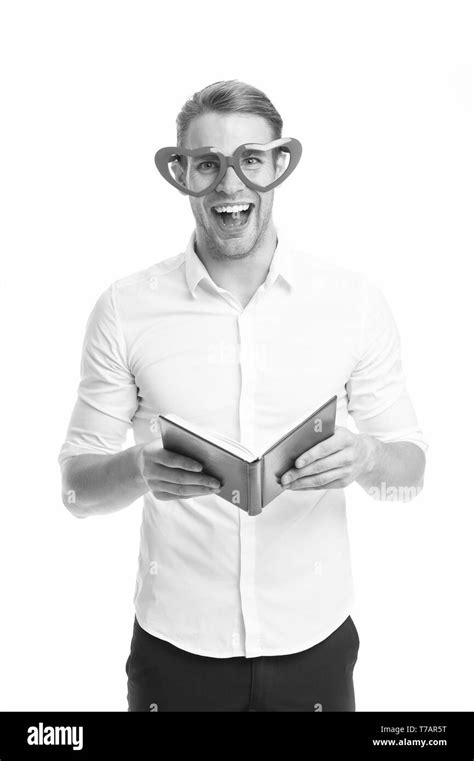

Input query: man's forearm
[356,437,426,501]
[62,444,148,518]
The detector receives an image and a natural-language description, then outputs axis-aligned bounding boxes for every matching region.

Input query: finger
[151,481,222,499]
[293,427,352,468]
[146,465,221,489]
[282,467,351,490]
[288,478,351,491]
[280,449,352,485]
[153,449,204,472]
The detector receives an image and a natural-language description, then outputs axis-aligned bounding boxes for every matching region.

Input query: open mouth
[211,203,254,230]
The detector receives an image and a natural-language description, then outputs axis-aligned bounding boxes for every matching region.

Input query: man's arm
[61,440,222,518]
[281,277,427,500]
[356,435,425,497]
[58,285,217,517]
[61,445,147,518]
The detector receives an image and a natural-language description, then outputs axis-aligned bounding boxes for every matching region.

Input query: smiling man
[156,108,298,307]
[59,80,427,712]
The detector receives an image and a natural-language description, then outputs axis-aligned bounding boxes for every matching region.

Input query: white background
[0,0,473,710]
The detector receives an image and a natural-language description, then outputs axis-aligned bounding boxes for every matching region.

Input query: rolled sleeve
[346,280,428,454]
[58,284,138,468]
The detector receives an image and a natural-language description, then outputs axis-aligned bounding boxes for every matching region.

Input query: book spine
[247,460,263,517]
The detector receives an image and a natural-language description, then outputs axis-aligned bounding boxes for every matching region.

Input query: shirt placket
[236,297,261,658]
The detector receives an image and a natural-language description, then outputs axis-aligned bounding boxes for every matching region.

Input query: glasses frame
[154,137,303,197]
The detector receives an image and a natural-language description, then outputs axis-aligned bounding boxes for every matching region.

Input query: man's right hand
[137,441,221,500]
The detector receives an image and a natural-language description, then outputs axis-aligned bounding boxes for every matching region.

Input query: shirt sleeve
[58,283,139,468]
[346,279,428,454]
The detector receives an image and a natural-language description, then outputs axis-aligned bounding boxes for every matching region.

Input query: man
[59,80,427,712]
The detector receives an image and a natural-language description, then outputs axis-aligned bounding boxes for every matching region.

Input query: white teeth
[214,203,250,214]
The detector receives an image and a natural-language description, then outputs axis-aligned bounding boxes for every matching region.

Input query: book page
[161,414,256,462]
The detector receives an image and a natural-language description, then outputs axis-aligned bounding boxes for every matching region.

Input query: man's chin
[208,228,259,259]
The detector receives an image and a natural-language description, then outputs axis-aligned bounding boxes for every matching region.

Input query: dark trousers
[126,614,360,712]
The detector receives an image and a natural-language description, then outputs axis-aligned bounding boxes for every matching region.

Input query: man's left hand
[280,426,376,491]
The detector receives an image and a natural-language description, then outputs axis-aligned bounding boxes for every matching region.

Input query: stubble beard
[194,202,273,262]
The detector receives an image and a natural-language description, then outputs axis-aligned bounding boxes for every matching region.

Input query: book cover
[159,395,337,516]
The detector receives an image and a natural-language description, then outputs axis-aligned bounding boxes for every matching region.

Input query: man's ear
[274,149,287,180]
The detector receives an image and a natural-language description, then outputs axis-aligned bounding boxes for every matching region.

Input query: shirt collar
[184,226,295,299]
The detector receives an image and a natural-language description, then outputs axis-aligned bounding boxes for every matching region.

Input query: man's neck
[194,223,278,308]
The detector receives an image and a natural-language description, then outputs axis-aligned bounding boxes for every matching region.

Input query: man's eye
[243,157,261,166]
[197,161,218,171]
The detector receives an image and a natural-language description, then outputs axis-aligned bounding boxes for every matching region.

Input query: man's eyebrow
[241,147,265,157]
[190,152,219,161]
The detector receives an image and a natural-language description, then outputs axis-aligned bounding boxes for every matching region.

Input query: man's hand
[280,426,376,491]
[137,440,222,500]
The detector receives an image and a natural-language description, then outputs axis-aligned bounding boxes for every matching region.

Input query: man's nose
[215,165,246,194]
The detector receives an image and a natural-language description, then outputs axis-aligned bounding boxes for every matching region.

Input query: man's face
[181,112,284,260]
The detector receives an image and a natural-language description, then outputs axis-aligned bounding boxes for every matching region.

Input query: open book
[158,395,337,516]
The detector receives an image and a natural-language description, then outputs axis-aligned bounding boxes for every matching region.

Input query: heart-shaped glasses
[154,137,302,197]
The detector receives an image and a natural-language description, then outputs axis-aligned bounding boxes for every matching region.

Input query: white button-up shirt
[59,228,427,658]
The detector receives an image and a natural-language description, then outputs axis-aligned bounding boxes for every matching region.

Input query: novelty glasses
[154,137,303,197]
